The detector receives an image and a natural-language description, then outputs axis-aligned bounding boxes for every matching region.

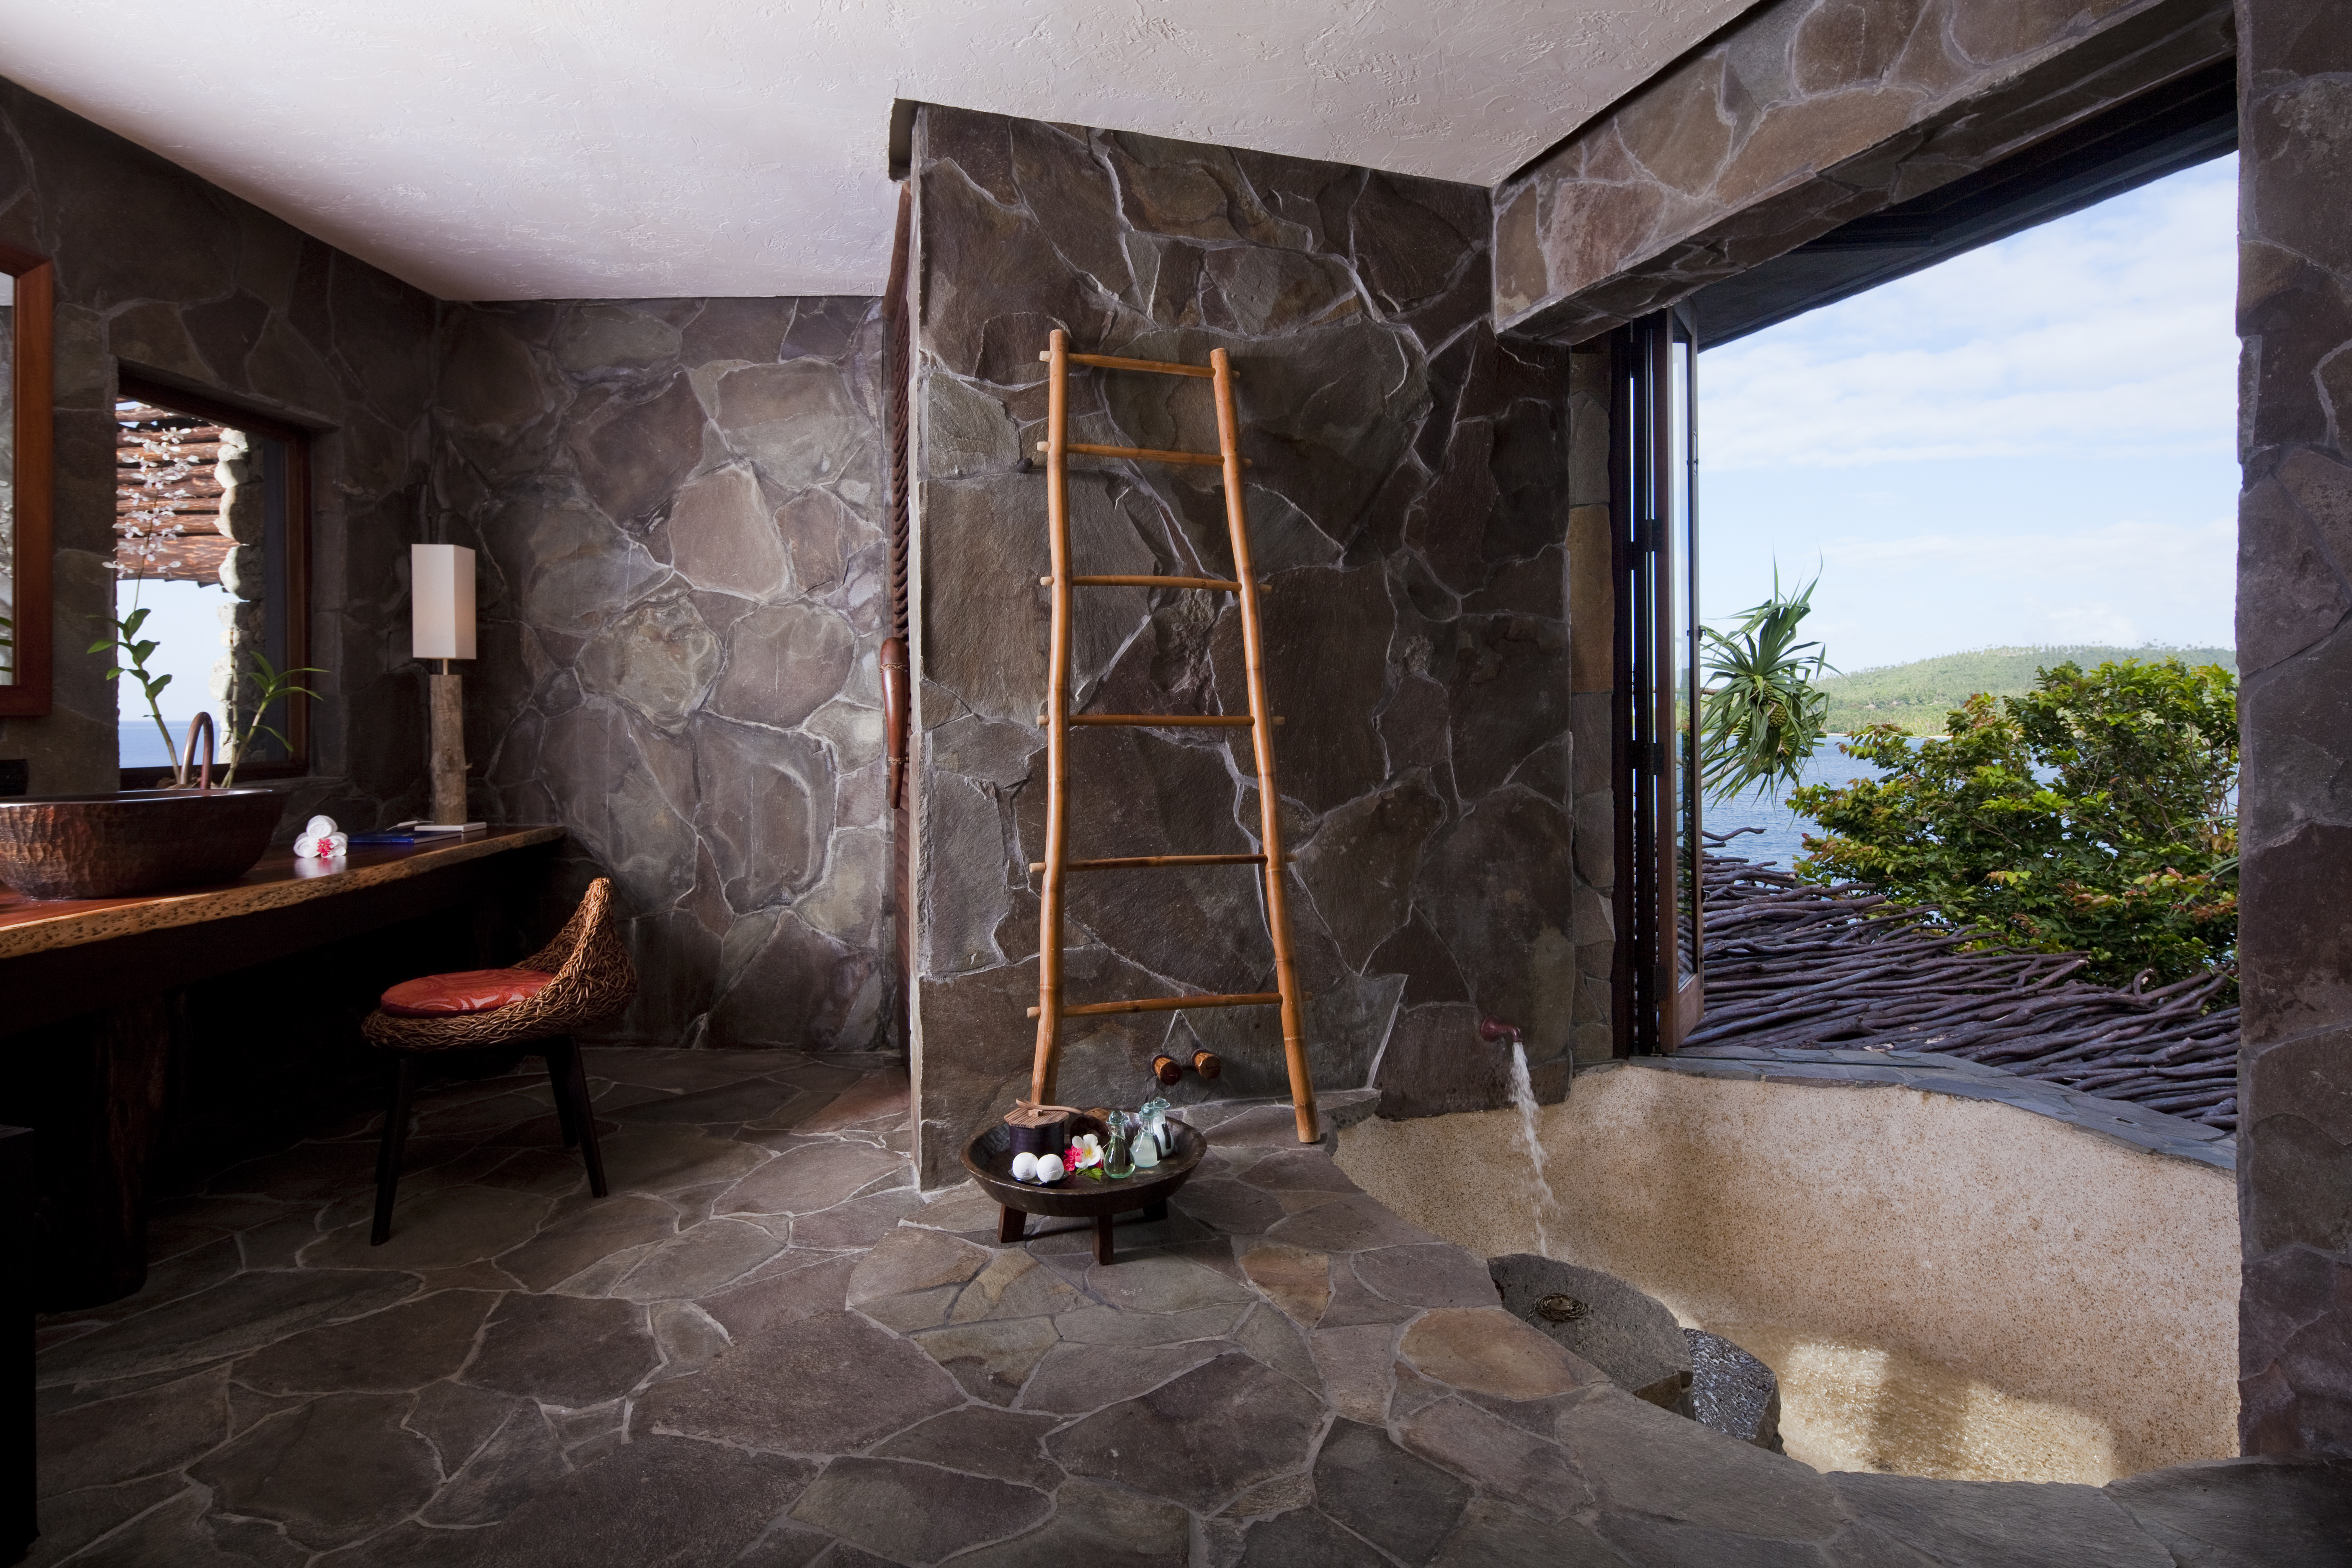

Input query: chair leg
[371,1057,419,1246]
[544,1037,608,1199]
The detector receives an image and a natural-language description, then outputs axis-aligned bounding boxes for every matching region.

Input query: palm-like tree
[1700,573,1834,801]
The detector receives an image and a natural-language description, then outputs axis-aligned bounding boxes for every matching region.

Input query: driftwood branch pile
[1686,832,2239,1132]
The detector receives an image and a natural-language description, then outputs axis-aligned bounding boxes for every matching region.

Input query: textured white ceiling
[0,1,1753,301]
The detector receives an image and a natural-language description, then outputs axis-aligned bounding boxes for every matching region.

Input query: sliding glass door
[1612,307,1704,1053]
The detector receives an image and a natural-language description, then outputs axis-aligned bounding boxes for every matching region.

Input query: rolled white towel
[294,815,348,860]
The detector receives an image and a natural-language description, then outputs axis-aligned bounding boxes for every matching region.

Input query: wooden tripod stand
[1024,329,1319,1144]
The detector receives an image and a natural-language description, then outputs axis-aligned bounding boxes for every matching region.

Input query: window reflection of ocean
[1704,739,1888,870]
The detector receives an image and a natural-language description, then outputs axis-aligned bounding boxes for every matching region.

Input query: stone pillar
[2233,0,2352,1456]
[211,426,266,749]
[1566,346,1617,1063]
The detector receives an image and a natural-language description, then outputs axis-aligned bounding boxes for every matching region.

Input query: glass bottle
[1104,1114,1135,1179]
[1138,1095,1172,1157]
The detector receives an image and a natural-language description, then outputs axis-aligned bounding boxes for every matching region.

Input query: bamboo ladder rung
[1039,574,1251,591]
[1027,993,1282,1020]
[1040,348,1218,379]
[1034,713,1264,730]
[1027,852,1294,872]
[1037,712,1283,727]
[1035,440,1249,469]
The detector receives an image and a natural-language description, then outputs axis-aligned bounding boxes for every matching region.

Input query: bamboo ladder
[1024,329,1319,1144]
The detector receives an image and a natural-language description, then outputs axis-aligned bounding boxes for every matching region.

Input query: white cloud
[2043,602,2145,645]
[1702,157,2239,472]
[1696,157,2241,669]
[1766,516,2238,672]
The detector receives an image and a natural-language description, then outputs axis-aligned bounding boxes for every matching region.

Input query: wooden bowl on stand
[961,1118,1205,1264]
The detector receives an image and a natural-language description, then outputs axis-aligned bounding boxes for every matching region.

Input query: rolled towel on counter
[294,814,348,860]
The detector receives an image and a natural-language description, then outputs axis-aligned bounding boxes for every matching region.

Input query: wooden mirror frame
[0,240,55,717]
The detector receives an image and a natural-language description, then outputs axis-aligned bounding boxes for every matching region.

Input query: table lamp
[412,544,476,826]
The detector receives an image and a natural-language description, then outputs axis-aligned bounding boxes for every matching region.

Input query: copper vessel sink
[0,789,286,899]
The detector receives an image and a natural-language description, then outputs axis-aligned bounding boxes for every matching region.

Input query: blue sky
[116,575,228,763]
[1697,155,2239,673]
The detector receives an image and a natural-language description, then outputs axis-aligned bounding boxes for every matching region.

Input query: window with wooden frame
[111,375,312,786]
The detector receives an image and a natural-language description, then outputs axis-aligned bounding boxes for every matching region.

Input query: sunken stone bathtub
[1335,1059,2238,1484]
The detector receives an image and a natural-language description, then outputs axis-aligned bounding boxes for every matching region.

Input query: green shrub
[1788,657,2237,993]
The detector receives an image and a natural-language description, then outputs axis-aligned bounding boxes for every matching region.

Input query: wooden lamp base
[428,664,468,825]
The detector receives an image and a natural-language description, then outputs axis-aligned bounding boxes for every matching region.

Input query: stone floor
[30,1049,2352,1567]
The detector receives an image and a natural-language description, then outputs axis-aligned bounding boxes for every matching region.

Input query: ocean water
[1702,740,1888,871]
[120,719,192,769]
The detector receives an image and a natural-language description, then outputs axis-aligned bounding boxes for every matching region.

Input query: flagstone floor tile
[29,1048,2340,1566]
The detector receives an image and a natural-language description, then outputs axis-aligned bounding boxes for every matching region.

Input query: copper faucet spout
[1478,1015,1524,1047]
[180,712,217,792]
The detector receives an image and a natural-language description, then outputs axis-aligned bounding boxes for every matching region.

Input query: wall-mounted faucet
[1479,1016,1524,1049]
[178,712,216,792]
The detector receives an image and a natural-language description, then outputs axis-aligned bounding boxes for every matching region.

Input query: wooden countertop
[0,826,566,961]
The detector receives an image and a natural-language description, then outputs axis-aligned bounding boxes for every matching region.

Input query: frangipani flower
[1066,1134,1104,1175]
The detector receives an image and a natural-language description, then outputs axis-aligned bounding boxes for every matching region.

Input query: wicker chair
[361,877,637,1244]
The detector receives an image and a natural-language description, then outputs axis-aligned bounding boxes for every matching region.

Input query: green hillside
[1819,645,2236,735]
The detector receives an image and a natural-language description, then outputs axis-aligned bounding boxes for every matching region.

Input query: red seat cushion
[380,967,553,1019]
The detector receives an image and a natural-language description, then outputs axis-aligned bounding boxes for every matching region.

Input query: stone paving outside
[30,1049,2350,1566]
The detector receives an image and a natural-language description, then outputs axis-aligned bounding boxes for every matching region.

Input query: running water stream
[1507,1041,1560,1257]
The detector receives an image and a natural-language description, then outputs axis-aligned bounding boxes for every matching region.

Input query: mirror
[0,242,54,715]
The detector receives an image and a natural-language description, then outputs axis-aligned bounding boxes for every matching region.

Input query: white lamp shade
[412,544,477,660]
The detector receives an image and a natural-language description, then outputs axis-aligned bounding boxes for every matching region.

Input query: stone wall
[2234,0,2352,1457]
[1565,347,1616,1053]
[0,77,434,820]
[1493,0,2236,343]
[432,299,896,1050]
[906,106,1586,1185]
